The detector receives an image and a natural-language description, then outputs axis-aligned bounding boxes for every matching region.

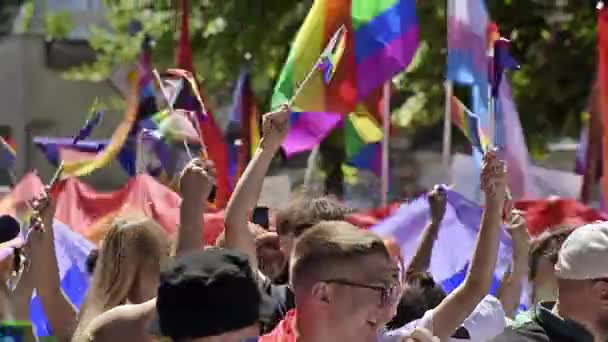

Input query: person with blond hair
[27,159,215,342]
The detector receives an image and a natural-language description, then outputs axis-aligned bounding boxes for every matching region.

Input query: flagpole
[488,45,495,145]
[381,81,391,208]
[442,80,453,181]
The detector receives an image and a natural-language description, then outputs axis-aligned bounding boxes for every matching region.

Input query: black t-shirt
[258,274,295,334]
[490,302,594,342]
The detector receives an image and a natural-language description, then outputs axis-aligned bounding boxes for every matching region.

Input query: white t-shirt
[380,295,507,342]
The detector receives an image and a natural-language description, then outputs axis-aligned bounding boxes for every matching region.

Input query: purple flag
[371,189,513,283]
[496,79,537,199]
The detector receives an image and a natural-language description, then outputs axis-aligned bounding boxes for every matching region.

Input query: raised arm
[406,186,447,274]
[175,159,215,256]
[224,106,289,269]
[496,210,530,318]
[429,151,507,341]
[29,190,78,342]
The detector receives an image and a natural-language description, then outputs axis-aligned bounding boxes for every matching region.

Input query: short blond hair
[290,221,388,289]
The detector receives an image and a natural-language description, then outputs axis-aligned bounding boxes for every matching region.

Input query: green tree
[71,0,598,154]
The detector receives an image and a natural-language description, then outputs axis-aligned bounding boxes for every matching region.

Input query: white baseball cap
[555,222,608,280]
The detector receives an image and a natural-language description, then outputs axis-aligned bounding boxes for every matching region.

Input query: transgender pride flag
[446,0,489,85]
[29,220,94,337]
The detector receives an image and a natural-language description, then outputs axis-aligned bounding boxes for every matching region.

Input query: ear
[311,282,331,304]
[591,280,608,303]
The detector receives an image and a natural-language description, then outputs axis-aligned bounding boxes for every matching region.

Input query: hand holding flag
[288,25,347,108]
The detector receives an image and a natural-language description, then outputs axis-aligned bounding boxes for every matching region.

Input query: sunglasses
[323,279,401,307]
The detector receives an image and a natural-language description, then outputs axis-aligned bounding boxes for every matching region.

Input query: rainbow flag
[450,96,489,152]
[344,111,383,175]
[317,26,347,84]
[0,136,16,169]
[62,40,155,177]
[272,0,419,113]
[73,109,104,145]
[226,68,260,188]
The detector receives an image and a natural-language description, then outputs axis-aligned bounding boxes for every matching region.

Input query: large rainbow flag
[272,0,419,114]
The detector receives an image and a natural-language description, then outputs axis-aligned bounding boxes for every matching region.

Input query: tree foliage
[68,0,598,154]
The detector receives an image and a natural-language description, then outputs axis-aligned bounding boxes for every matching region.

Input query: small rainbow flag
[317,26,347,84]
[0,136,16,169]
[73,106,104,145]
[272,0,419,114]
[450,96,489,152]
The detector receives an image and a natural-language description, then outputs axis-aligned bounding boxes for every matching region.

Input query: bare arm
[496,212,530,318]
[430,152,506,341]
[406,186,446,274]
[175,159,214,256]
[224,107,289,269]
[29,194,78,342]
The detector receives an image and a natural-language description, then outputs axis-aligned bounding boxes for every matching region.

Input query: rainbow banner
[450,96,489,152]
[272,0,418,114]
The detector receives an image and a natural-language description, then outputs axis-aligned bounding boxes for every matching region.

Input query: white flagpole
[442,80,453,181]
[381,81,391,208]
[488,46,495,145]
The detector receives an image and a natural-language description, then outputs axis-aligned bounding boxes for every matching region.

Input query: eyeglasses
[322,279,401,307]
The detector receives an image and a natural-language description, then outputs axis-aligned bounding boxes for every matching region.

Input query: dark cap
[148,248,273,339]
[0,215,20,243]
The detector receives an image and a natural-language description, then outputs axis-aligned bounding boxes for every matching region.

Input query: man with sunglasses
[492,222,608,342]
[260,220,401,342]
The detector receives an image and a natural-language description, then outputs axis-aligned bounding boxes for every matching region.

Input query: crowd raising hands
[0,105,608,342]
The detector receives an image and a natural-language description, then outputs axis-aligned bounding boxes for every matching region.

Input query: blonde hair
[73,212,167,340]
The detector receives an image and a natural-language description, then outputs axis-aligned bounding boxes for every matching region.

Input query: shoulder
[85,300,156,342]
[490,322,550,342]
[462,295,507,339]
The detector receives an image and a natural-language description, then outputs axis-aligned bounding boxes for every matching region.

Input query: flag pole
[381,81,391,208]
[442,80,453,181]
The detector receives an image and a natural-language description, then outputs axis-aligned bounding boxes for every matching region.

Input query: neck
[295,308,338,342]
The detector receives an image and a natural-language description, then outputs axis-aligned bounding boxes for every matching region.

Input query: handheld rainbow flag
[153,69,184,111]
[166,68,208,120]
[73,99,104,145]
[289,25,347,107]
[450,96,489,152]
[226,68,260,188]
[273,0,419,114]
[0,136,16,169]
[317,25,347,84]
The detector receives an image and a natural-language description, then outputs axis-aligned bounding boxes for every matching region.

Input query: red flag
[580,77,603,203]
[598,8,608,207]
[175,0,231,208]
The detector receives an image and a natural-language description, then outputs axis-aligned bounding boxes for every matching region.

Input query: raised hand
[505,209,530,249]
[480,150,507,200]
[29,187,56,233]
[428,185,447,224]
[260,105,290,151]
[179,159,215,205]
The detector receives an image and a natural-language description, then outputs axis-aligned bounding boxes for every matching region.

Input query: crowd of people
[0,107,607,342]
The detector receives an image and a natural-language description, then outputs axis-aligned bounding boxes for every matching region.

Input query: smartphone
[252,206,270,229]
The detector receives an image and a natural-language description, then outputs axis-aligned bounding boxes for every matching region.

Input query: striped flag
[450,96,489,152]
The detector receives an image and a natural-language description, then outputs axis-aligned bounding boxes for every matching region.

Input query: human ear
[311,282,331,304]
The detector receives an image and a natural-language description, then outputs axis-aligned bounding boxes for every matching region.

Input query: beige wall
[0,35,129,190]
